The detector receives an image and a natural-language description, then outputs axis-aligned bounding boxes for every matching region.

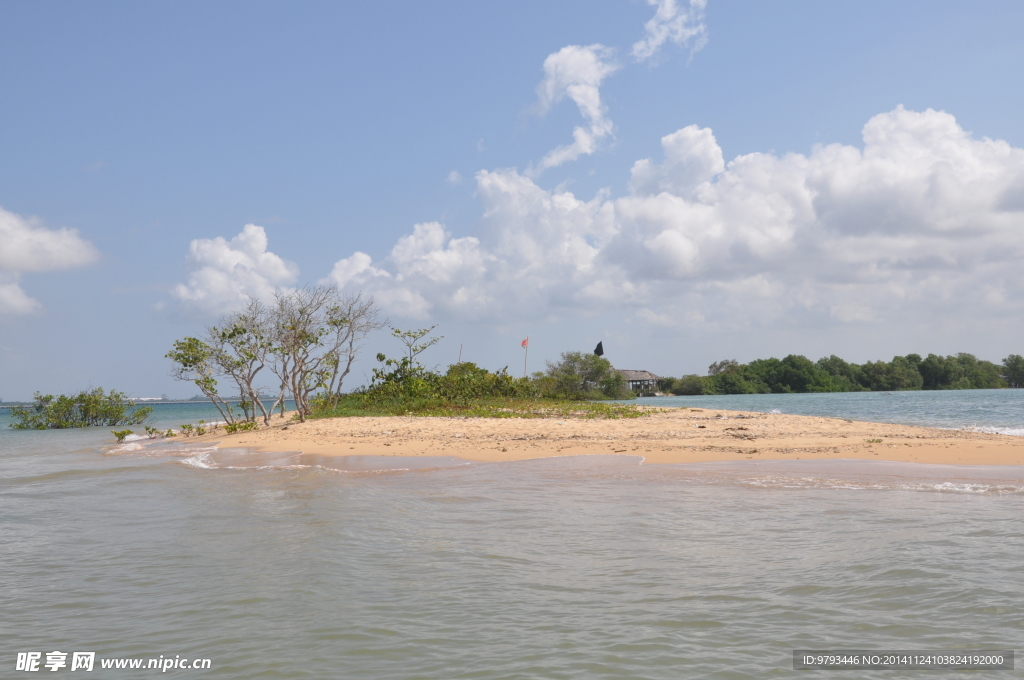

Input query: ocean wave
[180,453,214,469]
[737,474,1024,494]
[176,457,419,475]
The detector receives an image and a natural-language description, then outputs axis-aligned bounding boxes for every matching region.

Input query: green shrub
[538,351,632,400]
[670,375,710,395]
[10,389,153,430]
[112,429,133,443]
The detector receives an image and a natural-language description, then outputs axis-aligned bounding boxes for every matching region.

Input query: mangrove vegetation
[9,388,153,429]
[661,353,1024,395]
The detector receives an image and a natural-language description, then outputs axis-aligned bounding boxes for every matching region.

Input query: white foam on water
[960,425,1024,437]
[180,452,214,469]
[109,441,147,453]
[737,474,1024,494]
[222,464,313,471]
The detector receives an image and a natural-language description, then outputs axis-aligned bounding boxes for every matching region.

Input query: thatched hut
[617,369,660,394]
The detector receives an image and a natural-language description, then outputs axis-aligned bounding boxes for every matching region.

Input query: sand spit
[187,407,1024,466]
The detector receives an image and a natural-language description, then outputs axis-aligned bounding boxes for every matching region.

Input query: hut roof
[617,369,660,381]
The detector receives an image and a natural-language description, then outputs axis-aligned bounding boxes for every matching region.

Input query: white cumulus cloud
[326,107,1024,334]
[632,0,708,63]
[532,44,620,174]
[172,224,299,315]
[0,206,99,315]
[628,124,725,196]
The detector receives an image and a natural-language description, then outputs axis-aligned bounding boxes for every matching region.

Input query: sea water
[2,395,1022,679]
[631,388,1024,436]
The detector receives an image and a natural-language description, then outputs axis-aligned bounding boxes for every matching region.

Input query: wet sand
[193,407,1024,466]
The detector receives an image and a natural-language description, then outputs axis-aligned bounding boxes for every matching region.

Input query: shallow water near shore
[4,405,1024,679]
[632,388,1024,435]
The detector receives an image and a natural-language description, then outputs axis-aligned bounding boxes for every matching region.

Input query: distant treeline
[661,353,1024,395]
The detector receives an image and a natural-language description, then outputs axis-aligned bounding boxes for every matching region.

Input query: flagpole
[523,337,529,378]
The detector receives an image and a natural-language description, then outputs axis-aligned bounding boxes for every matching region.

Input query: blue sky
[2,1,1023,399]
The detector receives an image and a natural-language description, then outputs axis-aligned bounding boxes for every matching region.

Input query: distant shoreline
[0,399,277,409]
[191,407,1024,467]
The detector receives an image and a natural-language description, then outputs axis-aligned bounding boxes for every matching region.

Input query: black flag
[594,341,604,357]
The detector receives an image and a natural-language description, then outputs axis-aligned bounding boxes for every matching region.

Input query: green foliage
[708,359,740,375]
[391,326,443,364]
[166,336,238,424]
[859,356,924,391]
[224,421,258,433]
[10,389,153,430]
[668,374,712,395]
[815,355,868,392]
[168,288,386,424]
[352,358,537,410]
[310,349,642,419]
[112,429,133,443]
[314,394,647,419]
[688,351,1012,395]
[538,351,633,400]
[1002,354,1024,388]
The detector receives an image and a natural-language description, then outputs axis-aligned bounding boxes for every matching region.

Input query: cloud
[0,206,99,315]
[532,44,620,173]
[172,224,299,315]
[326,171,629,320]
[326,107,1024,333]
[0,277,41,315]
[628,124,725,196]
[446,170,463,185]
[632,0,708,63]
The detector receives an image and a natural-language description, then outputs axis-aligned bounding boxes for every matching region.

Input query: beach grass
[311,395,651,420]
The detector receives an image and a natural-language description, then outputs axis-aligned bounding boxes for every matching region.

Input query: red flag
[521,338,528,348]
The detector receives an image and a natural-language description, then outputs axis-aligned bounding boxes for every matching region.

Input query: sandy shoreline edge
[185,407,1024,467]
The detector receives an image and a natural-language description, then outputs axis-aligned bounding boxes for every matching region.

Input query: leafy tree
[859,356,923,391]
[738,357,781,391]
[168,286,385,424]
[320,294,387,406]
[668,375,709,395]
[10,388,152,429]
[708,359,740,375]
[709,371,766,394]
[815,355,867,392]
[270,287,386,420]
[665,351,1013,395]
[363,326,444,399]
[392,326,443,365]
[166,336,241,424]
[917,353,1005,390]
[208,298,277,424]
[540,351,631,400]
[1002,355,1024,388]
[955,354,1003,389]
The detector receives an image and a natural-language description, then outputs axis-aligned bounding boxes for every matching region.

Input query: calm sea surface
[631,388,1024,436]
[2,396,1022,678]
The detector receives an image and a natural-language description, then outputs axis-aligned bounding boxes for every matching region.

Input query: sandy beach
[194,407,1024,466]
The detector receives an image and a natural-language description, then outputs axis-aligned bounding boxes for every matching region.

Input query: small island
[46,285,1012,468]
